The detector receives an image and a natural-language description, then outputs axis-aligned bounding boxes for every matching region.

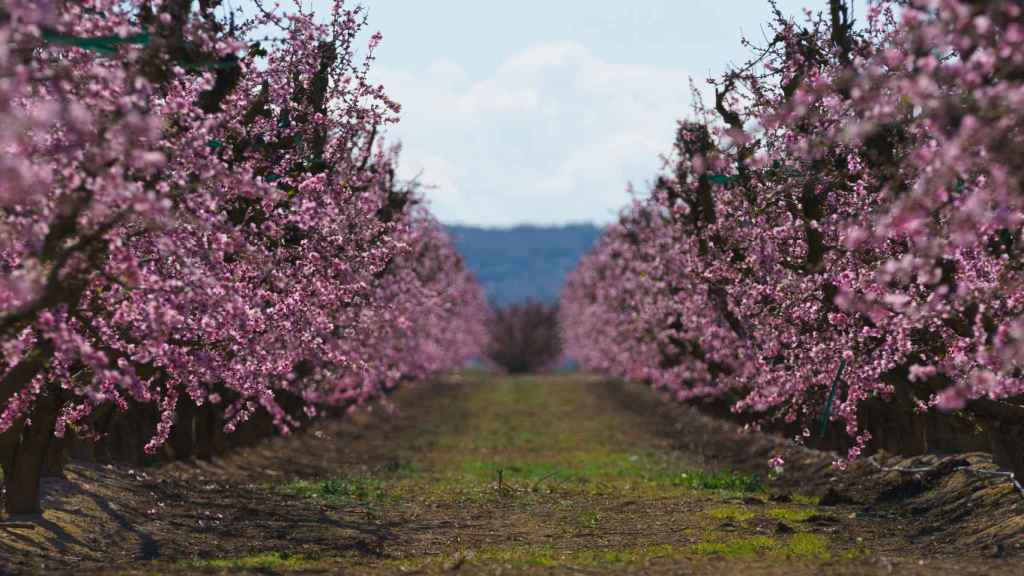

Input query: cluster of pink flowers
[0,0,486,460]
[562,0,1024,462]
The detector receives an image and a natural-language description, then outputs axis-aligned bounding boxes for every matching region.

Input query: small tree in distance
[486,301,563,374]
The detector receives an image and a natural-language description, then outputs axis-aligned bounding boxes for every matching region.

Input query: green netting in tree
[183,59,241,71]
[818,359,846,438]
[41,30,150,55]
[41,30,238,70]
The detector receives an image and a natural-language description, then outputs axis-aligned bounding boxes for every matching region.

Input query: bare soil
[1,373,1021,575]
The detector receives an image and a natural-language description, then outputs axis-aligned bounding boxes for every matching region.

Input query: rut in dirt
[2,373,1021,575]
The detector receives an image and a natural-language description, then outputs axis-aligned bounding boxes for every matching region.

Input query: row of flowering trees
[562,0,1024,474]
[485,301,562,374]
[0,0,487,514]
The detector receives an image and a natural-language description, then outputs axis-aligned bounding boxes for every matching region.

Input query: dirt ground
[1,373,1022,575]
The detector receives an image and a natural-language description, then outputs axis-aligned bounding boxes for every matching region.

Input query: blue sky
[281,1,869,226]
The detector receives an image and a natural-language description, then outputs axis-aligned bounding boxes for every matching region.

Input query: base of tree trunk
[42,433,67,478]
[169,398,195,461]
[989,421,1024,479]
[2,392,59,516]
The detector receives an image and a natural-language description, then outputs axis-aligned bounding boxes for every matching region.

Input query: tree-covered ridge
[447,224,602,305]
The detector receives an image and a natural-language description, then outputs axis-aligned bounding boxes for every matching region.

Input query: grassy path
[162,374,1002,575]
[5,373,1018,574]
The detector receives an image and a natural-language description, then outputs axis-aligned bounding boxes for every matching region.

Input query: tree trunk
[892,377,929,456]
[110,402,150,466]
[42,434,67,478]
[168,397,195,461]
[194,401,227,459]
[234,409,274,448]
[41,388,67,477]
[195,403,215,461]
[0,419,26,515]
[989,421,1024,478]
[862,372,928,456]
[968,398,1024,478]
[90,402,117,464]
[2,390,59,515]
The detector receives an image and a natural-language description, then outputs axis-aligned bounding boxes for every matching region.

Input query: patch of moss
[693,535,777,556]
[387,543,682,572]
[791,493,821,506]
[569,543,678,566]
[766,506,816,523]
[784,533,832,558]
[179,552,320,571]
[707,505,756,523]
[692,533,832,560]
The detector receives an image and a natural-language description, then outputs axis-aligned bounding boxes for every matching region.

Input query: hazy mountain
[446,224,603,306]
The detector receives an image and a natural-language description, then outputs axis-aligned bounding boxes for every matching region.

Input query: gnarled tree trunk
[1,388,60,515]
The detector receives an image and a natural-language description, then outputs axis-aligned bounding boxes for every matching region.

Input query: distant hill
[446,224,603,306]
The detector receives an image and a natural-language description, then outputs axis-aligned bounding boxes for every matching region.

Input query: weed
[284,476,393,504]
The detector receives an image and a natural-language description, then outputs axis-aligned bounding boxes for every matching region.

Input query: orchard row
[0,1,487,514]
[562,1,1024,474]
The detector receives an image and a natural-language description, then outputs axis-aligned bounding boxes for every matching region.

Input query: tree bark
[42,433,67,478]
[168,397,195,460]
[968,398,1024,477]
[195,403,218,461]
[1,389,60,515]
[41,387,67,477]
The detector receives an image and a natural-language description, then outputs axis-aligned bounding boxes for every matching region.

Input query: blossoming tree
[563,0,1024,473]
[0,0,486,515]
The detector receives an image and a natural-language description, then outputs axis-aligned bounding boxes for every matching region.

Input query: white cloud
[373,41,698,226]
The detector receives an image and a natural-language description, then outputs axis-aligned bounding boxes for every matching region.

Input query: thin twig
[530,471,559,492]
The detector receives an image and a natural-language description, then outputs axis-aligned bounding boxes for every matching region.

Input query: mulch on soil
[1,373,1021,575]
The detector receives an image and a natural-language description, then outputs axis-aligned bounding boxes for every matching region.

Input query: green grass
[783,533,832,559]
[791,493,820,506]
[179,552,319,571]
[707,505,756,523]
[169,376,870,575]
[671,470,764,493]
[283,476,394,504]
[388,543,683,572]
[280,378,768,513]
[457,452,764,499]
[692,533,831,559]
[766,506,816,523]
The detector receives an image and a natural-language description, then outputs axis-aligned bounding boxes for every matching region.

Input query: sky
[272,1,869,227]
